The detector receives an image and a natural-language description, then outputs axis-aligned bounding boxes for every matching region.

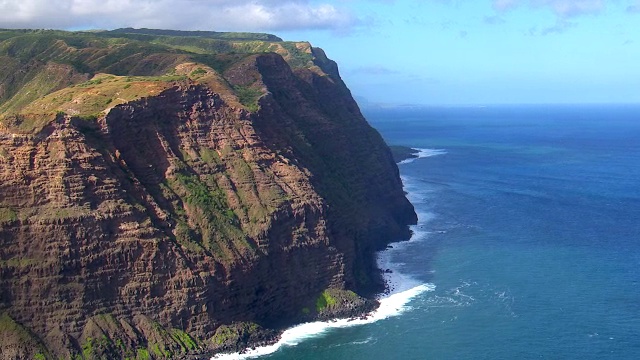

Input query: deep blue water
[219,104,640,359]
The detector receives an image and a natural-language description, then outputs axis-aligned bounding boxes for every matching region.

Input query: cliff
[0,29,416,359]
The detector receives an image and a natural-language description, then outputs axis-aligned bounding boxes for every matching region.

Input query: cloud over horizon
[0,0,358,32]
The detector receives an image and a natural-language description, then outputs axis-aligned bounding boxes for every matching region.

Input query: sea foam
[211,239,434,360]
[398,148,447,165]
[212,154,444,360]
[211,283,432,360]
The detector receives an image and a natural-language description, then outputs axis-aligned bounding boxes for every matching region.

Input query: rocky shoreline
[388,145,420,163]
[206,288,381,357]
[0,29,417,360]
[197,144,417,358]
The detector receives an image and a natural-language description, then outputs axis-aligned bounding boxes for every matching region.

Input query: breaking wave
[211,283,432,360]
[212,151,445,359]
[398,148,447,164]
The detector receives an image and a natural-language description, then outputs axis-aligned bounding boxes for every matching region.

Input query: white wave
[398,148,447,164]
[211,283,433,360]
[212,171,440,359]
[350,337,374,345]
[400,174,439,211]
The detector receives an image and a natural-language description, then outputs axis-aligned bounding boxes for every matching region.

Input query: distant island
[0,28,416,359]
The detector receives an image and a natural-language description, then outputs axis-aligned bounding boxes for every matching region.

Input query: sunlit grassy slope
[0,28,321,133]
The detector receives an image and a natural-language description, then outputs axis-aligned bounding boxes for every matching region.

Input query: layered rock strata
[0,30,416,359]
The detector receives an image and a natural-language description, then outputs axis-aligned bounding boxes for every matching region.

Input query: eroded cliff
[0,29,416,359]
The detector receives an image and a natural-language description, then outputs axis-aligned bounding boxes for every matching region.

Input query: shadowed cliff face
[0,30,415,359]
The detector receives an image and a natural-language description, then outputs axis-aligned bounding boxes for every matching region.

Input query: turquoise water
[216,104,640,359]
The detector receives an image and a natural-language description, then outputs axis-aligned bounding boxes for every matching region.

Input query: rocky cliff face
[0,29,416,359]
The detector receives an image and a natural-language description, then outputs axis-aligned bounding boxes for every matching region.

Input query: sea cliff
[0,29,416,359]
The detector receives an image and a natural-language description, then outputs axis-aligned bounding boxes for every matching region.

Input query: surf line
[398,148,447,165]
[211,284,432,360]
[212,151,441,360]
[212,243,433,360]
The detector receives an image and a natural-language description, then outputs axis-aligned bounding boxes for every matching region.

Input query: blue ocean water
[215,104,640,359]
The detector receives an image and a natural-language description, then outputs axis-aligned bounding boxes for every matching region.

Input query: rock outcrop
[0,29,416,359]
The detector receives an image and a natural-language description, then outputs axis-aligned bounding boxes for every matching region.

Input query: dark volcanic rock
[389,145,419,163]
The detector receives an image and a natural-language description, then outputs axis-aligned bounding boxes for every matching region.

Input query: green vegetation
[280,42,314,68]
[211,322,261,347]
[190,68,207,77]
[64,315,205,359]
[0,312,49,357]
[32,204,92,222]
[78,114,99,122]
[230,40,277,54]
[199,148,221,164]
[174,173,236,224]
[135,348,150,360]
[229,156,273,229]
[0,257,38,268]
[150,343,166,358]
[2,73,183,133]
[191,53,253,74]
[80,335,118,359]
[0,207,17,223]
[168,171,252,259]
[315,290,338,311]
[345,290,358,299]
[104,27,282,42]
[0,27,373,360]
[115,338,126,352]
[211,325,236,345]
[170,328,199,351]
[233,85,263,112]
[0,28,323,134]
[0,31,181,115]
[173,221,205,253]
[82,337,95,359]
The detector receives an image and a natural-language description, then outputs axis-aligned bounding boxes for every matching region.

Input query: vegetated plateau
[0,28,416,359]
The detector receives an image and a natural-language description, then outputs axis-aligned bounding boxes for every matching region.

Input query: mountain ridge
[0,29,416,359]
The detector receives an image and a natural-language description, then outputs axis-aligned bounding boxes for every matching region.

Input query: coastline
[209,149,443,359]
[208,253,426,359]
[389,145,420,163]
[390,146,447,165]
[210,273,432,360]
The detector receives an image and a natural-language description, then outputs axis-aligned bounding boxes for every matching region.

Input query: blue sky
[2,0,640,105]
[276,1,640,105]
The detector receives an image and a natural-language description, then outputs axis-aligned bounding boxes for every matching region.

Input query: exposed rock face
[0,30,415,359]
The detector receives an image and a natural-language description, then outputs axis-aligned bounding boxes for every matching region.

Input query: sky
[1,0,640,105]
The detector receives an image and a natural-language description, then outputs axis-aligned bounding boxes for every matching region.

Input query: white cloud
[493,0,606,17]
[0,0,358,32]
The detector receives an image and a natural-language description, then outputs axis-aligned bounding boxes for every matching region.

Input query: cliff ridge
[0,29,416,359]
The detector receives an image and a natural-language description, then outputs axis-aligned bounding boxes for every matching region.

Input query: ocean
[213,104,640,360]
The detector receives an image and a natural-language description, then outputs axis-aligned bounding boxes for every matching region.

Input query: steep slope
[0,29,416,359]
